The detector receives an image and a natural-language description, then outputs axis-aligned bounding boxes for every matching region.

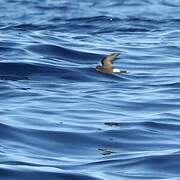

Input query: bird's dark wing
[101,53,120,66]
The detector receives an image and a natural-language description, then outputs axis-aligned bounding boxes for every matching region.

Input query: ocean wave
[1,0,180,179]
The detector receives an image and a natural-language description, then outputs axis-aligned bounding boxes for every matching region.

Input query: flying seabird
[96,53,128,74]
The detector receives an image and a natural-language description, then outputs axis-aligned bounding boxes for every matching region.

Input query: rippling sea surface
[1,0,180,179]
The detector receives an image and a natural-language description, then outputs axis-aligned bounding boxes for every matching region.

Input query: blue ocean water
[1,0,180,179]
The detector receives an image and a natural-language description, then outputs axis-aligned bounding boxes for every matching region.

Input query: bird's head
[96,65,102,71]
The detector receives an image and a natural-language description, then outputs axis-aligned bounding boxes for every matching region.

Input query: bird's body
[96,53,127,74]
[96,65,114,73]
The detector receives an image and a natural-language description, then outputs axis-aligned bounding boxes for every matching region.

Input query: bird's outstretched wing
[101,53,120,66]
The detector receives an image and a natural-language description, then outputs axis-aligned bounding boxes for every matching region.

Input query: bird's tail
[120,69,128,73]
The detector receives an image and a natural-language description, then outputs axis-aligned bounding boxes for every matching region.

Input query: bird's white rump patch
[113,69,121,73]
[113,69,128,73]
